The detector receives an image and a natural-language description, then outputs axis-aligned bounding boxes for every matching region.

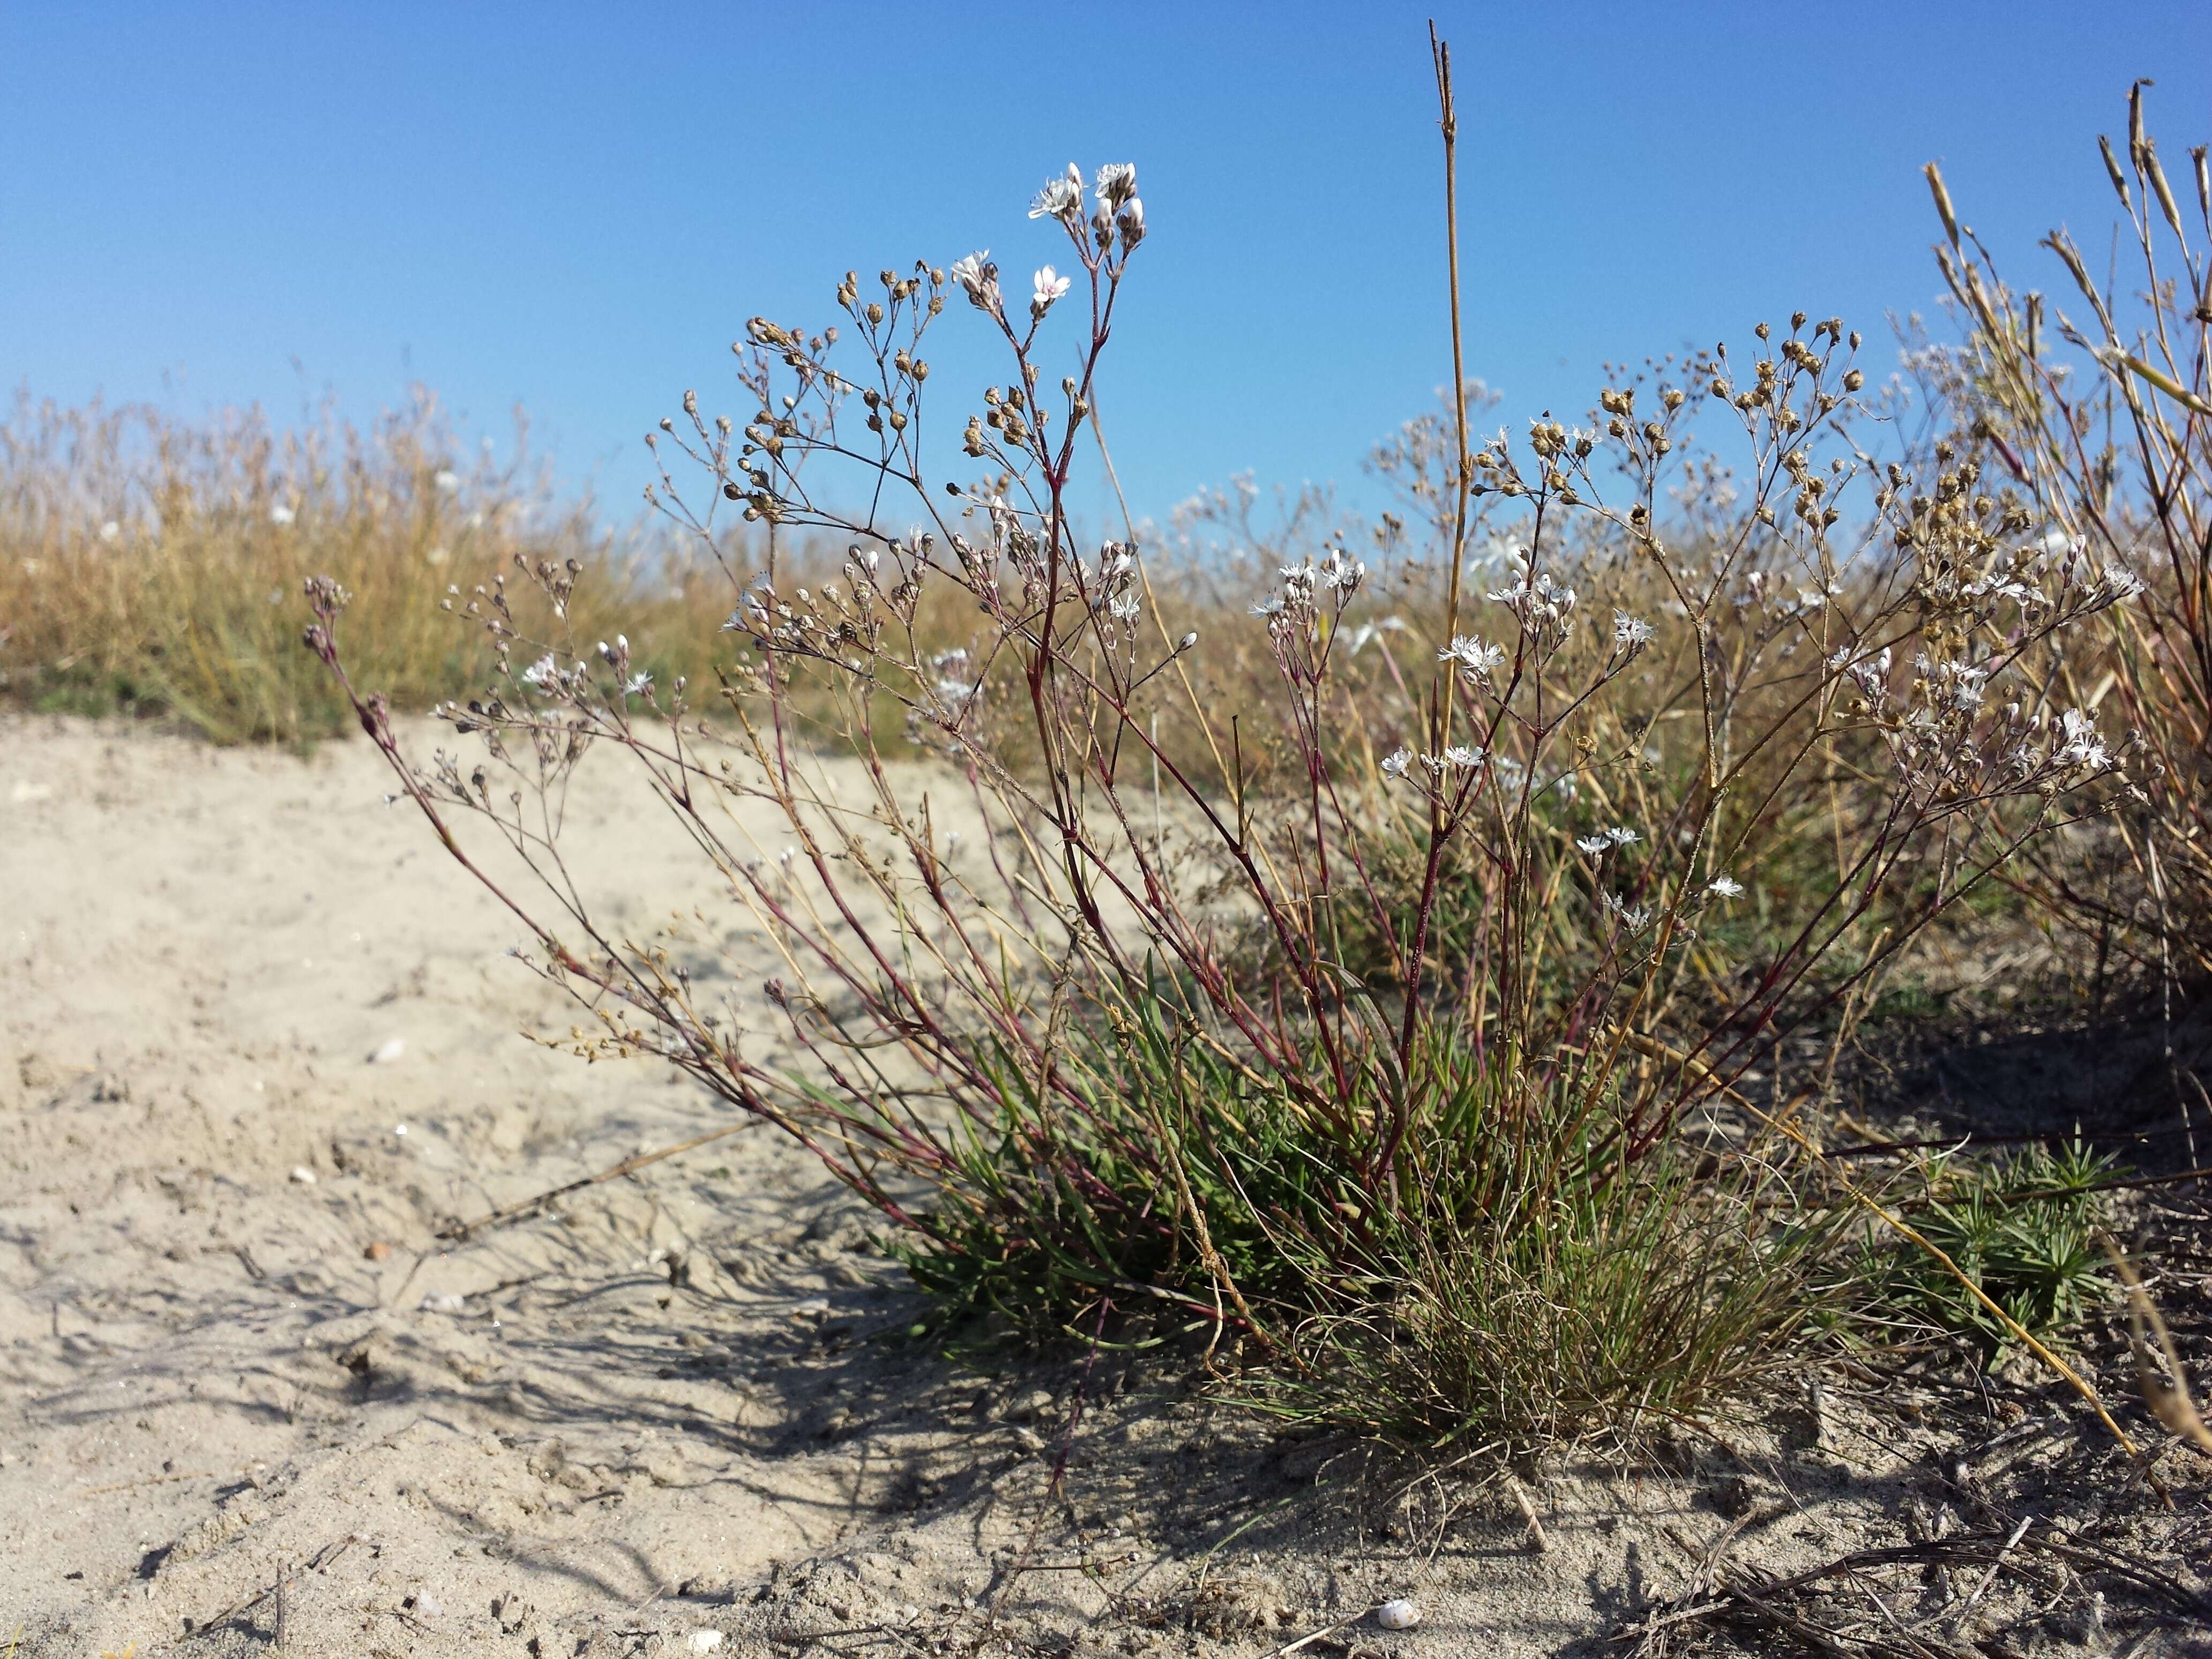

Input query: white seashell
[289,1166,317,1185]
[420,1291,466,1314]
[370,1036,407,1064]
[1375,1598,1421,1631]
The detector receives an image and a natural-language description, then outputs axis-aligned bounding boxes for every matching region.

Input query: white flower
[1249,594,1283,618]
[1603,825,1640,846]
[521,653,559,691]
[1706,875,1744,899]
[99,520,121,543]
[268,503,296,526]
[1438,636,1508,676]
[1029,165,1083,222]
[1575,835,1611,856]
[2057,707,2108,768]
[2100,565,2145,602]
[1317,547,1365,591]
[1108,591,1140,622]
[433,469,461,495]
[1094,162,1138,205]
[622,671,653,697]
[1380,747,1412,778]
[1612,610,1654,648]
[1442,744,1484,771]
[1030,265,1071,317]
[949,251,999,311]
[1603,893,1653,931]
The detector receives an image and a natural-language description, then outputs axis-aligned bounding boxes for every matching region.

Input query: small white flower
[1029,165,1083,221]
[1442,744,1484,771]
[269,503,296,526]
[1439,636,1508,676]
[521,653,559,691]
[1108,591,1140,622]
[1602,893,1652,930]
[1114,195,1145,248]
[99,519,122,543]
[1380,747,1412,778]
[1612,610,1654,647]
[1317,547,1365,591]
[1575,835,1610,856]
[1603,825,1640,847]
[622,671,653,697]
[1249,594,1283,618]
[1706,875,1744,899]
[1030,265,1071,317]
[2057,707,2108,768]
[950,251,999,311]
[432,469,461,495]
[1094,162,1138,205]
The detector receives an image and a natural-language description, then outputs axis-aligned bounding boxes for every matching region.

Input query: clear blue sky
[5,2,2208,532]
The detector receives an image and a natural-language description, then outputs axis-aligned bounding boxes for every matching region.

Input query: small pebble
[289,1166,317,1185]
[416,1595,444,1618]
[420,1292,466,1314]
[370,1037,407,1065]
[1376,1598,1421,1631]
[363,1241,393,1262]
[686,1633,724,1654]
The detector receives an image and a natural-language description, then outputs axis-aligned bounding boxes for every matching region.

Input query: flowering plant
[304,91,2140,1444]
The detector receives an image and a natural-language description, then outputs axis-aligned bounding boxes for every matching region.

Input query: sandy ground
[3,714,2207,1658]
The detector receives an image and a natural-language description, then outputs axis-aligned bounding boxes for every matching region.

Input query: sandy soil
[3,714,2206,1658]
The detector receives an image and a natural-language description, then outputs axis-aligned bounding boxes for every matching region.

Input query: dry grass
[0,389,741,745]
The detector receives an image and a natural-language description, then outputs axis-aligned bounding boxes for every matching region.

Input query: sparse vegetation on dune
[6,46,2208,1479]
[290,45,2194,1469]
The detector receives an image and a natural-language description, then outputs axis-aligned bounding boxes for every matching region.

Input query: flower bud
[1115,196,1145,249]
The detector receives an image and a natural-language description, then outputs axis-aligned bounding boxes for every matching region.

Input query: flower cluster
[1438,634,1508,679]
[1486,552,1579,648]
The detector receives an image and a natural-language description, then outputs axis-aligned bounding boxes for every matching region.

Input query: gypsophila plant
[1922,84,2208,988]
[302,43,2147,1451]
